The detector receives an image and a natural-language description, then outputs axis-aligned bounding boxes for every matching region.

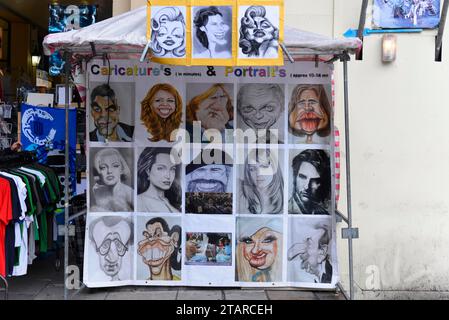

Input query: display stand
[58,51,358,301]
[42,6,362,300]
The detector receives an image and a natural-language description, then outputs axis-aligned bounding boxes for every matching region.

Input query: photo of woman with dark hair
[192,6,232,59]
[239,148,283,214]
[137,147,181,213]
[140,83,183,142]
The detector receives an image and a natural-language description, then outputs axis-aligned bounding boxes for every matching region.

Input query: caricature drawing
[151,7,186,58]
[137,217,182,280]
[239,6,279,58]
[89,216,133,281]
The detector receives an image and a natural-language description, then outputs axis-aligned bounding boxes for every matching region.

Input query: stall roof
[43,5,361,59]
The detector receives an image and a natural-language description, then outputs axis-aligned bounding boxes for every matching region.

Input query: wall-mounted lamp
[31,54,41,67]
[382,34,397,62]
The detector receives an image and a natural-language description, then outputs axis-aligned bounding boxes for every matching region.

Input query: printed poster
[20,104,77,192]
[373,0,440,29]
[84,60,338,288]
[147,0,284,66]
[48,5,97,76]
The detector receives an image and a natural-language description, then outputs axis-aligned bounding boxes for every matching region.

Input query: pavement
[1,253,345,301]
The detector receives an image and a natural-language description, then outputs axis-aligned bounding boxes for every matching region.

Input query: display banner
[48,5,97,76]
[147,0,284,66]
[20,104,77,192]
[84,60,338,288]
[373,0,440,29]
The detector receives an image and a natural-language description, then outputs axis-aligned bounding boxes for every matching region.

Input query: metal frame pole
[435,0,449,60]
[63,51,70,301]
[356,0,369,60]
[342,53,355,300]
[0,275,8,300]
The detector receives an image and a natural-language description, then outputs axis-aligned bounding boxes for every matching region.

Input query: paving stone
[6,278,51,296]
[224,290,268,300]
[177,290,223,300]
[33,284,64,300]
[134,285,179,292]
[359,291,449,300]
[71,288,108,300]
[5,293,35,300]
[106,290,177,300]
[266,290,318,300]
[314,291,346,300]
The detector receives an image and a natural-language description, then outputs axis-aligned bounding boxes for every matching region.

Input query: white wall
[334,0,449,299]
[113,0,449,299]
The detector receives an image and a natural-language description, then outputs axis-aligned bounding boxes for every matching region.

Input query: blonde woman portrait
[236,218,283,282]
[150,6,186,58]
[90,148,134,212]
[239,148,283,214]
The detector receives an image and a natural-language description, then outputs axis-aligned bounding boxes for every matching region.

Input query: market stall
[42,5,361,300]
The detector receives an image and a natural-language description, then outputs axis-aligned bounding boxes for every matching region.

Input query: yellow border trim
[235,0,284,66]
[147,0,284,66]
[147,0,189,66]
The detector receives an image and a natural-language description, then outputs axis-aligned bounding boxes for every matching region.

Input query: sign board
[83,60,338,288]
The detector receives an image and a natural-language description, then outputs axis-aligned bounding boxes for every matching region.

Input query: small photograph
[373,0,440,29]
[136,147,182,213]
[235,217,283,282]
[288,149,331,215]
[89,82,135,142]
[185,232,232,266]
[89,147,134,212]
[236,83,284,144]
[140,83,183,142]
[238,5,280,59]
[185,149,233,214]
[287,216,334,284]
[136,216,182,281]
[192,6,232,59]
[86,214,133,282]
[288,84,332,145]
[186,83,234,143]
[237,147,284,214]
[150,6,186,58]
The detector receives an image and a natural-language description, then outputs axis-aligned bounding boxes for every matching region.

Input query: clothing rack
[0,151,38,169]
[0,151,37,300]
[0,150,64,300]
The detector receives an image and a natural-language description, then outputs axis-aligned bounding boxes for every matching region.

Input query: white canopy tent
[41,5,361,300]
[43,6,361,58]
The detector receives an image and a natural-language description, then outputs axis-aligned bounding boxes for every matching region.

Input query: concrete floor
[1,254,345,300]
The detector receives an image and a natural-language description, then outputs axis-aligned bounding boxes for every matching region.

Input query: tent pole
[342,52,354,300]
[0,275,7,300]
[63,51,70,301]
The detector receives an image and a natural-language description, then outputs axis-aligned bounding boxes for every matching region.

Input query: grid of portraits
[147,1,284,65]
[84,61,337,287]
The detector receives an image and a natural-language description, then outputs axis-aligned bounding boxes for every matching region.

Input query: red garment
[0,177,12,277]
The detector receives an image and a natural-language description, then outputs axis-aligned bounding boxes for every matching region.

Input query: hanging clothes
[0,153,63,277]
